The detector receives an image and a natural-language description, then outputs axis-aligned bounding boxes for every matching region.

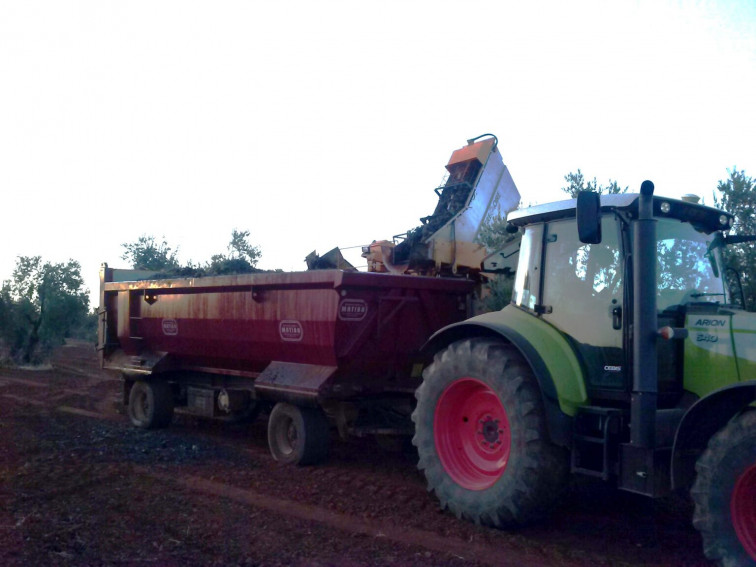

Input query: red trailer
[97,265,474,464]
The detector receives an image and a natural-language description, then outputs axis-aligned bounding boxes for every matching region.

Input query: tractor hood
[684,305,756,398]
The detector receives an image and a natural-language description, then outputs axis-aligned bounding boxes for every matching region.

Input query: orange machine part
[446,138,495,170]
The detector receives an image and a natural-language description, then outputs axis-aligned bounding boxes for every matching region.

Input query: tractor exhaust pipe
[631,180,658,447]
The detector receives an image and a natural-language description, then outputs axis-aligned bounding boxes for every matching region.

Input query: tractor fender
[422,306,587,448]
[671,380,756,490]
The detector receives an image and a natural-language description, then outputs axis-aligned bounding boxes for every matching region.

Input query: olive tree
[713,168,756,310]
[2,256,90,363]
[121,235,180,271]
[121,229,262,276]
[561,169,628,198]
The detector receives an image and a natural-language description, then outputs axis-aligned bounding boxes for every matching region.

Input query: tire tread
[691,410,756,566]
[412,338,568,527]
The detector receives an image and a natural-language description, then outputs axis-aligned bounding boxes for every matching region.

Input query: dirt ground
[0,341,714,566]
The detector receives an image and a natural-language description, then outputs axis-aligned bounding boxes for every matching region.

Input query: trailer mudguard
[255,362,338,407]
[671,380,756,490]
[423,305,588,448]
[102,348,173,378]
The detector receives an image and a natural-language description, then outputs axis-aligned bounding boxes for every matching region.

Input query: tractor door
[540,216,627,399]
[654,218,729,404]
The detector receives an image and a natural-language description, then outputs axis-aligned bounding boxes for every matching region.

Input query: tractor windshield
[656,218,727,310]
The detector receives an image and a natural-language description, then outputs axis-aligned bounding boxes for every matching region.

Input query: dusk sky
[1,0,754,305]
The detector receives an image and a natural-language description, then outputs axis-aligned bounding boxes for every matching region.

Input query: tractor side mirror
[577,191,602,244]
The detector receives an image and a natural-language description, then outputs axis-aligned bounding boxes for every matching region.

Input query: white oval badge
[338,299,368,321]
[162,319,178,336]
[279,320,303,342]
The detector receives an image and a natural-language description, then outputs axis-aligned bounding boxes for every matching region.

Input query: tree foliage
[228,229,262,265]
[561,169,628,198]
[205,229,262,275]
[713,168,756,310]
[121,229,262,277]
[0,257,91,364]
[478,275,514,313]
[121,235,180,271]
[476,211,520,312]
[476,213,515,253]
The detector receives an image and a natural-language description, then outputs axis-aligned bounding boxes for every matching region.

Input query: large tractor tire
[128,380,174,429]
[267,402,330,466]
[692,410,756,566]
[412,338,568,527]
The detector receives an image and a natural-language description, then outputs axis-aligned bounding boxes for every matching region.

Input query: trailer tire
[412,338,568,527]
[128,380,174,429]
[692,410,756,566]
[267,403,330,466]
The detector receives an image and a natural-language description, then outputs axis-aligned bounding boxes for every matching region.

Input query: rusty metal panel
[255,362,338,406]
[99,269,474,400]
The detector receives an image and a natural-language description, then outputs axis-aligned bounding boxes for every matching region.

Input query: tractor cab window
[541,217,623,345]
[512,224,543,311]
[656,219,727,310]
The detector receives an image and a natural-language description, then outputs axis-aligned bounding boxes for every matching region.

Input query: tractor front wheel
[412,338,568,527]
[692,410,756,566]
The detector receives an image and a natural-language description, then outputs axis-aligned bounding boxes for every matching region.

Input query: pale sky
[1,0,755,307]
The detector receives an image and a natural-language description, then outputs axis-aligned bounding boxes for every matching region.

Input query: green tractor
[413,182,756,566]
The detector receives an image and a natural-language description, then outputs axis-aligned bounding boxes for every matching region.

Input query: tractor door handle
[612,305,622,330]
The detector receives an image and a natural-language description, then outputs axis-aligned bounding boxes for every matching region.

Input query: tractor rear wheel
[267,403,330,466]
[692,410,756,566]
[412,338,568,526]
[128,380,174,429]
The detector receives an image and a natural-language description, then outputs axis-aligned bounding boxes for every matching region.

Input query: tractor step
[571,406,625,481]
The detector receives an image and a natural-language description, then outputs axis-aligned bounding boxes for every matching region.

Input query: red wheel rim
[434,378,511,491]
[731,463,756,560]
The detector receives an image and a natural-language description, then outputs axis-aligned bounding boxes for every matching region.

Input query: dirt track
[0,341,713,566]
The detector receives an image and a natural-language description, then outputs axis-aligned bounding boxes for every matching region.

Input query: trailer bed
[98,267,474,404]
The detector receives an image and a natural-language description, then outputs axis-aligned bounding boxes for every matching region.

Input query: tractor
[413,182,756,566]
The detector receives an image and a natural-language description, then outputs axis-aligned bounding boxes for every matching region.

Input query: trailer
[97,266,474,464]
[98,133,517,465]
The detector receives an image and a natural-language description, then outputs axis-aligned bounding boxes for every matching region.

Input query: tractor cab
[506,192,735,407]
[495,188,752,499]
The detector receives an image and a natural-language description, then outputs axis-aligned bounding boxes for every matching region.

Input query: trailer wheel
[412,338,568,527]
[692,410,756,566]
[128,380,174,429]
[267,403,330,466]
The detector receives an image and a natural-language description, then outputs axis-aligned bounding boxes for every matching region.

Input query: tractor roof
[507,193,733,235]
